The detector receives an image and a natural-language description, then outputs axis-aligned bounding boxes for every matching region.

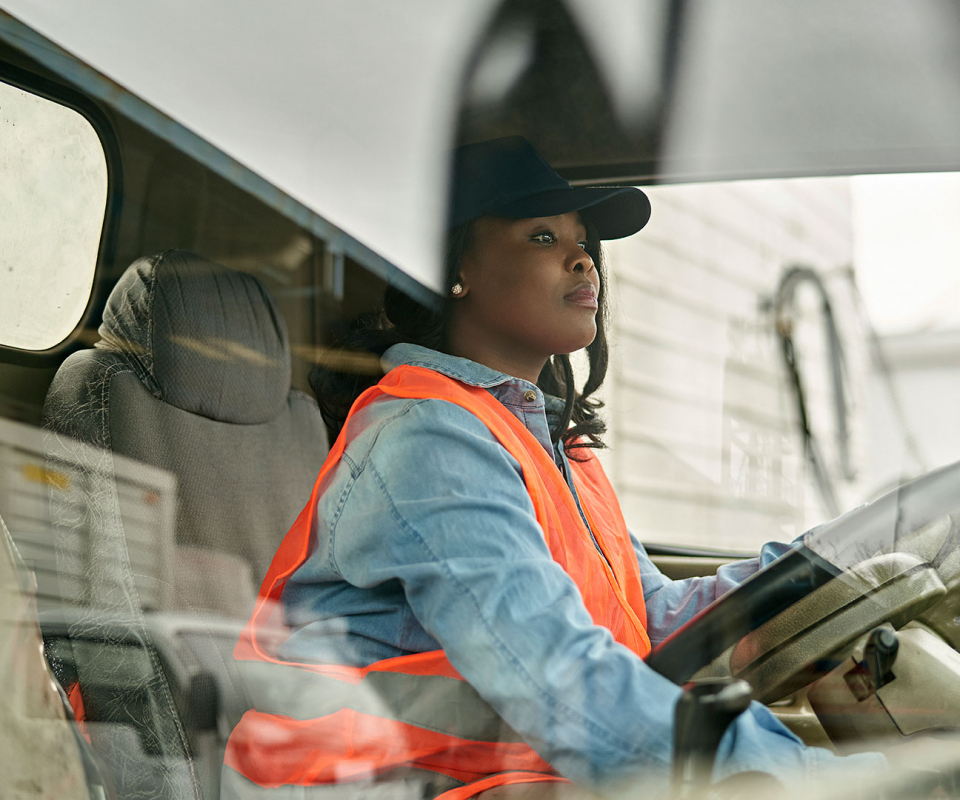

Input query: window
[600,173,960,554]
[0,79,107,351]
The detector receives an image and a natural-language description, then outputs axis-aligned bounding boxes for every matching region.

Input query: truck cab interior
[5,1,960,798]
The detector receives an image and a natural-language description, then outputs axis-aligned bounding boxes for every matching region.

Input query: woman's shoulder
[346,392,496,448]
[342,392,520,477]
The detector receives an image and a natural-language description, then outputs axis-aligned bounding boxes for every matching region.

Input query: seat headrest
[97,250,292,424]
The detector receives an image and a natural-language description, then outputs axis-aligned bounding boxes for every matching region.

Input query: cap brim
[493,186,651,239]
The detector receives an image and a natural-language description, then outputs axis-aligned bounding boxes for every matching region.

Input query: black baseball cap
[450,136,651,239]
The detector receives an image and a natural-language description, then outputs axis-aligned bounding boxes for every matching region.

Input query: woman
[222,137,885,799]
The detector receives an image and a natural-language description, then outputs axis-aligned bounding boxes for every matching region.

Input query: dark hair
[309,219,609,456]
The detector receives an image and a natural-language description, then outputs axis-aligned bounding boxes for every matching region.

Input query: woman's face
[447,211,600,382]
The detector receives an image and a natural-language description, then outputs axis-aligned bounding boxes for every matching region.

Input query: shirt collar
[381,343,567,432]
[382,343,522,390]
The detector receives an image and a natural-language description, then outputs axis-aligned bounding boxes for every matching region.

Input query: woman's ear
[449,220,478,299]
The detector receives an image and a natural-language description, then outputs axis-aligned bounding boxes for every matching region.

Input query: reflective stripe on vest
[225,365,650,797]
[236,659,525,743]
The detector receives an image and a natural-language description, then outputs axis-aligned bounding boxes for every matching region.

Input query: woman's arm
[630,535,798,646]
[330,398,881,792]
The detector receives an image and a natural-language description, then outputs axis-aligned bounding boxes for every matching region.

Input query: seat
[41,249,330,799]
[44,249,328,614]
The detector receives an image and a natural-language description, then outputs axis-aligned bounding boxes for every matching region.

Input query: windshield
[8,6,960,800]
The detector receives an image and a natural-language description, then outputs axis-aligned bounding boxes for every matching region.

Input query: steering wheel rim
[645,546,840,685]
[647,460,960,699]
[646,546,947,703]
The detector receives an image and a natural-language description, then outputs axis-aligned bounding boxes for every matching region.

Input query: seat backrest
[41,249,329,800]
[44,249,328,615]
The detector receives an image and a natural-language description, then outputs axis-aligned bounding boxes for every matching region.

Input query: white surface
[853,172,960,335]
[0,417,178,611]
[0,0,497,293]
[603,176,862,550]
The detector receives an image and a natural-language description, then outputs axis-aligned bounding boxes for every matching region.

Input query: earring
[451,282,464,296]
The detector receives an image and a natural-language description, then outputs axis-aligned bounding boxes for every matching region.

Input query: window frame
[0,61,121,366]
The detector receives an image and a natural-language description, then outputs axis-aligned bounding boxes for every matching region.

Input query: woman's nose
[569,248,595,274]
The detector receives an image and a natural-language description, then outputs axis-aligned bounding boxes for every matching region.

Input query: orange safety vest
[224,365,650,798]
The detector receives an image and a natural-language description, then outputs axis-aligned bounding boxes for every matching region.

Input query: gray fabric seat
[41,249,329,800]
[44,249,328,614]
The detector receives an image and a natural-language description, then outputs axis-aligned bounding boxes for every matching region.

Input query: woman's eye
[532,232,556,244]
[578,241,588,251]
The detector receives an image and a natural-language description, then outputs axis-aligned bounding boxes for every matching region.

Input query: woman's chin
[549,330,598,356]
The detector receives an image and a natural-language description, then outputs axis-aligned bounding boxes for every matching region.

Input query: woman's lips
[565,285,598,309]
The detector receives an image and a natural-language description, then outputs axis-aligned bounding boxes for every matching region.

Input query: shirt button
[523,390,537,402]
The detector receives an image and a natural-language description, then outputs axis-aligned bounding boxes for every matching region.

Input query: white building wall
[599,178,868,553]
[864,329,960,497]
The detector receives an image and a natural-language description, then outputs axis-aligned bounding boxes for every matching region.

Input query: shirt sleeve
[630,534,798,646]
[330,398,885,793]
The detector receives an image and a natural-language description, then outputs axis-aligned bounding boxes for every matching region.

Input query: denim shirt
[280,343,885,792]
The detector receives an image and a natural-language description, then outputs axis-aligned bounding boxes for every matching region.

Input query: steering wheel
[646,459,960,703]
[646,549,955,705]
